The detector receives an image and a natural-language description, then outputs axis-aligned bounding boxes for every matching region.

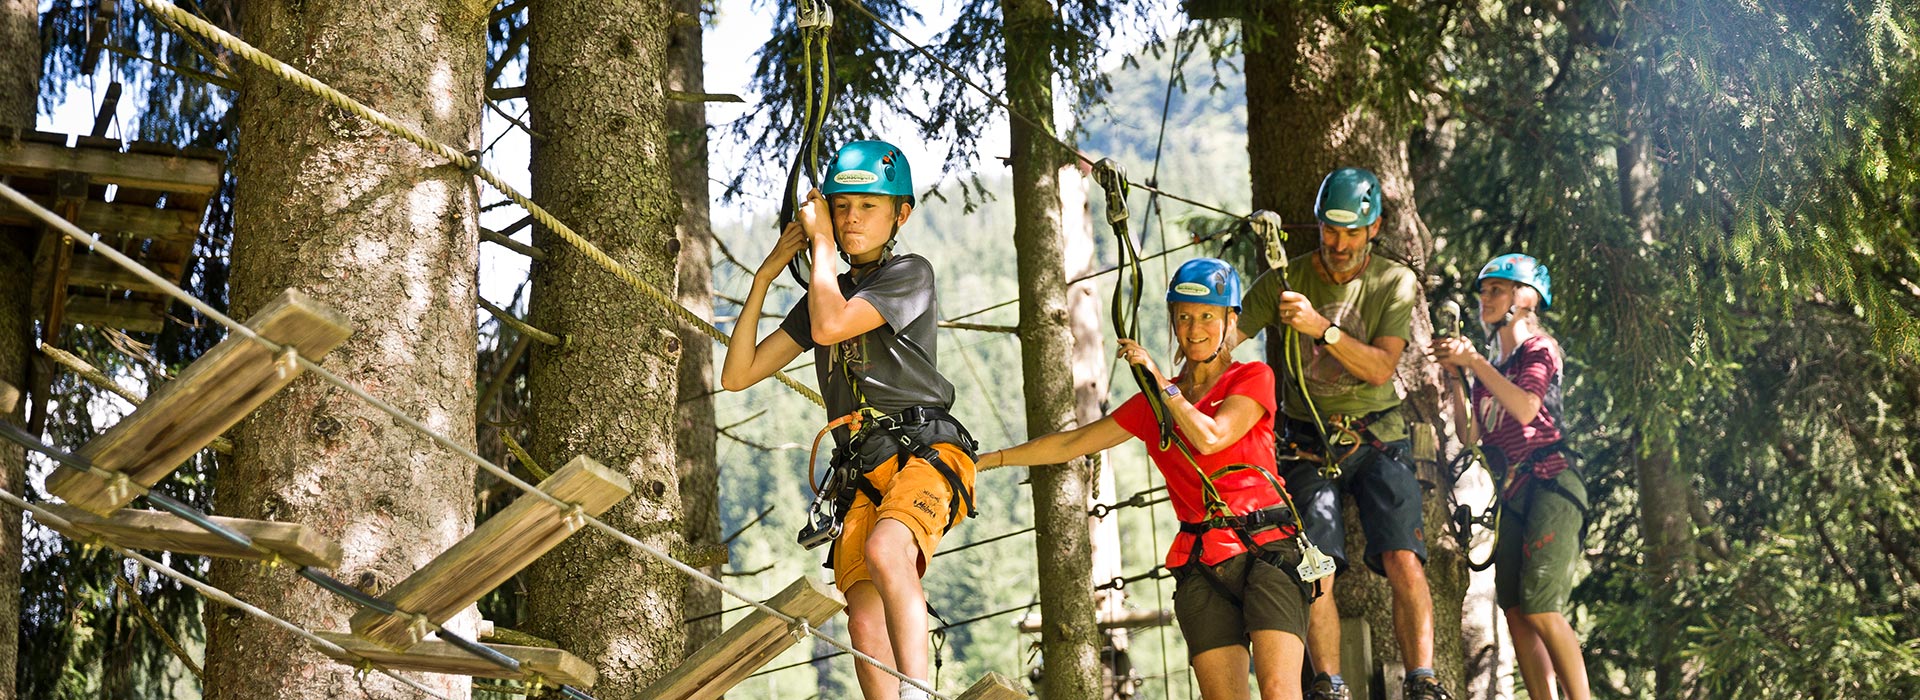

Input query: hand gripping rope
[1090,161,1333,589]
[1247,211,1341,480]
[780,0,835,288]
[1433,300,1502,572]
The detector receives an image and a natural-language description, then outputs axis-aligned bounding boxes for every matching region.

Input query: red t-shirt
[1470,335,1569,496]
[1112,361,1295,568]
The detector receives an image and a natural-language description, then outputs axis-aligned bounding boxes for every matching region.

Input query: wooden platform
[311,632,596,687]
[351,456,632,649]
[45,289,353,515]
[0,130,223,334]
[957,673,1026,700]
[36,503,341,568]
[636,576,844,700]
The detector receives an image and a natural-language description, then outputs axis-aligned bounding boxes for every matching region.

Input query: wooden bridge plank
[0,196,202,242]
[311,632,597,687]
[350,456,632,649]
[956,673,1027,700]
[0,136,221,194]
[45,289,352,514]
[636,576,845,700]
[36,503,341,568]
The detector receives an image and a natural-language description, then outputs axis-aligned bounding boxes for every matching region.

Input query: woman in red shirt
[980,258,1315,700]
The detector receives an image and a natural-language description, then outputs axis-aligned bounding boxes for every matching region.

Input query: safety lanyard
[781,0,835,288]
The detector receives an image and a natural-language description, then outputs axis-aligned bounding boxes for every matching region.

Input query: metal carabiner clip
[797,0,834,30]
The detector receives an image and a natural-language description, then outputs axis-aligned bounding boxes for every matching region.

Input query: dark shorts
[1495,469,1586,613]
[1281,439,1428,576]
[1173,539,1313,657]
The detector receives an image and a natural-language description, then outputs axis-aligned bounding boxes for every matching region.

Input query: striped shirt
[1470,335,1568,492]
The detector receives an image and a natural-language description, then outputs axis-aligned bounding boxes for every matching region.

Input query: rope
[0,487,454,700]
[946,224,1234,326]
[127,0,825,409]
[0,180,947,700]
[832,0,1247,221]
[746,601,1041,680]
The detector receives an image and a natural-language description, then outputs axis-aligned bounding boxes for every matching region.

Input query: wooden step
[0,379,17,414]
[958,673,1026,700]
[635,576,845,700]
[36,503,341,568]
[350,456,631,649]
[311,632,596,687]
[45,289,352,515]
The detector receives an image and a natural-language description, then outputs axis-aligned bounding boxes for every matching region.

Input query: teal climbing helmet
[821,140,914,202]
[1167,257,1243,312]
[1314,167,1383,228]
[1478,253,1553,308]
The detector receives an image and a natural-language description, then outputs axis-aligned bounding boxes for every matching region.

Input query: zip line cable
[0,486,457,700]
[4,176,944,700]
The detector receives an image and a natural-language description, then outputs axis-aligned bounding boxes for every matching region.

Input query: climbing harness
[780,0,836,288]
[1091,161,1333,601]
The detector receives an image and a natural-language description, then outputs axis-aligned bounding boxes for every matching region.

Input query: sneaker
[1307,677,1351,700]
[1404,676,1455,700]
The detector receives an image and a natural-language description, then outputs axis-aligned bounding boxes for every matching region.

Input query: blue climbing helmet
[1167,257,1243,312]
[1478,253,1553,308]
[821,140,914,202]
[1314,167,1383,228]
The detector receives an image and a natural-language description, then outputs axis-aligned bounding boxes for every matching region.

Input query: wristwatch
[1163,383,1182,398]
[1318,325,1345,346]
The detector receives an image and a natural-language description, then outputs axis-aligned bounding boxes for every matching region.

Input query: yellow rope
[130,0,825,408]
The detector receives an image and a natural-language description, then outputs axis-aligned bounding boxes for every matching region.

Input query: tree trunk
[210,2,487,698]
[1005,1,1101,697]
[521,0,686,696]
[667,0,723,654]
[1244,2,1471,692]
[0,2,35,696]
[1062,164,1129,695]
[1616,53,1695,693]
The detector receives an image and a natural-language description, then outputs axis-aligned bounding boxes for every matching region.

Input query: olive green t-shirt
[1238,254,1418,439]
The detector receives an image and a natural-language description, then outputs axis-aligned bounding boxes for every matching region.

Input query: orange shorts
[830,442,977,592]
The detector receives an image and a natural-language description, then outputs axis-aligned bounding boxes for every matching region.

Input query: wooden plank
[0,197,203,242]
[351,456,632,648]
[635,576,845,700]
[0,379,17,415]
[64,295,166,333]
[36,503,341,568]
[46,289,352,514]
[311,632,597,687]
[0,137,221,194]
[66,254,169,294]
[1340,616,1373,700]
[956,673,1027,700]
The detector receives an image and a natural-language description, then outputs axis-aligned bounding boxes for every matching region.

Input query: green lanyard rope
[782,0,835,288]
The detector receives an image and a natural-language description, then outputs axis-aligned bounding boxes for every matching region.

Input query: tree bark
[1004,1,1102,697]
[210,1,487,698]
[0,2,35,696]
[667,0,723,654]
[1244,2,1471,691]
[521,0,687,696]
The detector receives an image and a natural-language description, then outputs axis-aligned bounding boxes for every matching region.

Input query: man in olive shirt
[1233,168,1452,700]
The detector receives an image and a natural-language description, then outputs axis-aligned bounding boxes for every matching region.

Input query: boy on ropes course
[1231,168,1455,700]
[721,140,979,700]
[981,258,1320,700]
[1430,255,1590,700]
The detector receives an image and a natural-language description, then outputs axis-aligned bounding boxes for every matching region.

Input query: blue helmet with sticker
[1314,167,1383,228]
[1167,257,1243,312]
[1478,253,1553,308]
[821,140,914,202]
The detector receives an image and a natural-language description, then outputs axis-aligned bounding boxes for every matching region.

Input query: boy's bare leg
[846,582,900,700]
[866,518,932,690]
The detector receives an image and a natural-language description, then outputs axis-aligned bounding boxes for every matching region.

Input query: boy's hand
[797,189,833,247]
[756,223,807,282]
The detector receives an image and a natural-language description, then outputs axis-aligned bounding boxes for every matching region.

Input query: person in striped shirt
[1430,254,1590,700]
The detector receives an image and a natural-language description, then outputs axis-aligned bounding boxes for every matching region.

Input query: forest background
[4,0,1918,699]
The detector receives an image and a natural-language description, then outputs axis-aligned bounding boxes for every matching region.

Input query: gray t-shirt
[781,254,956,441]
